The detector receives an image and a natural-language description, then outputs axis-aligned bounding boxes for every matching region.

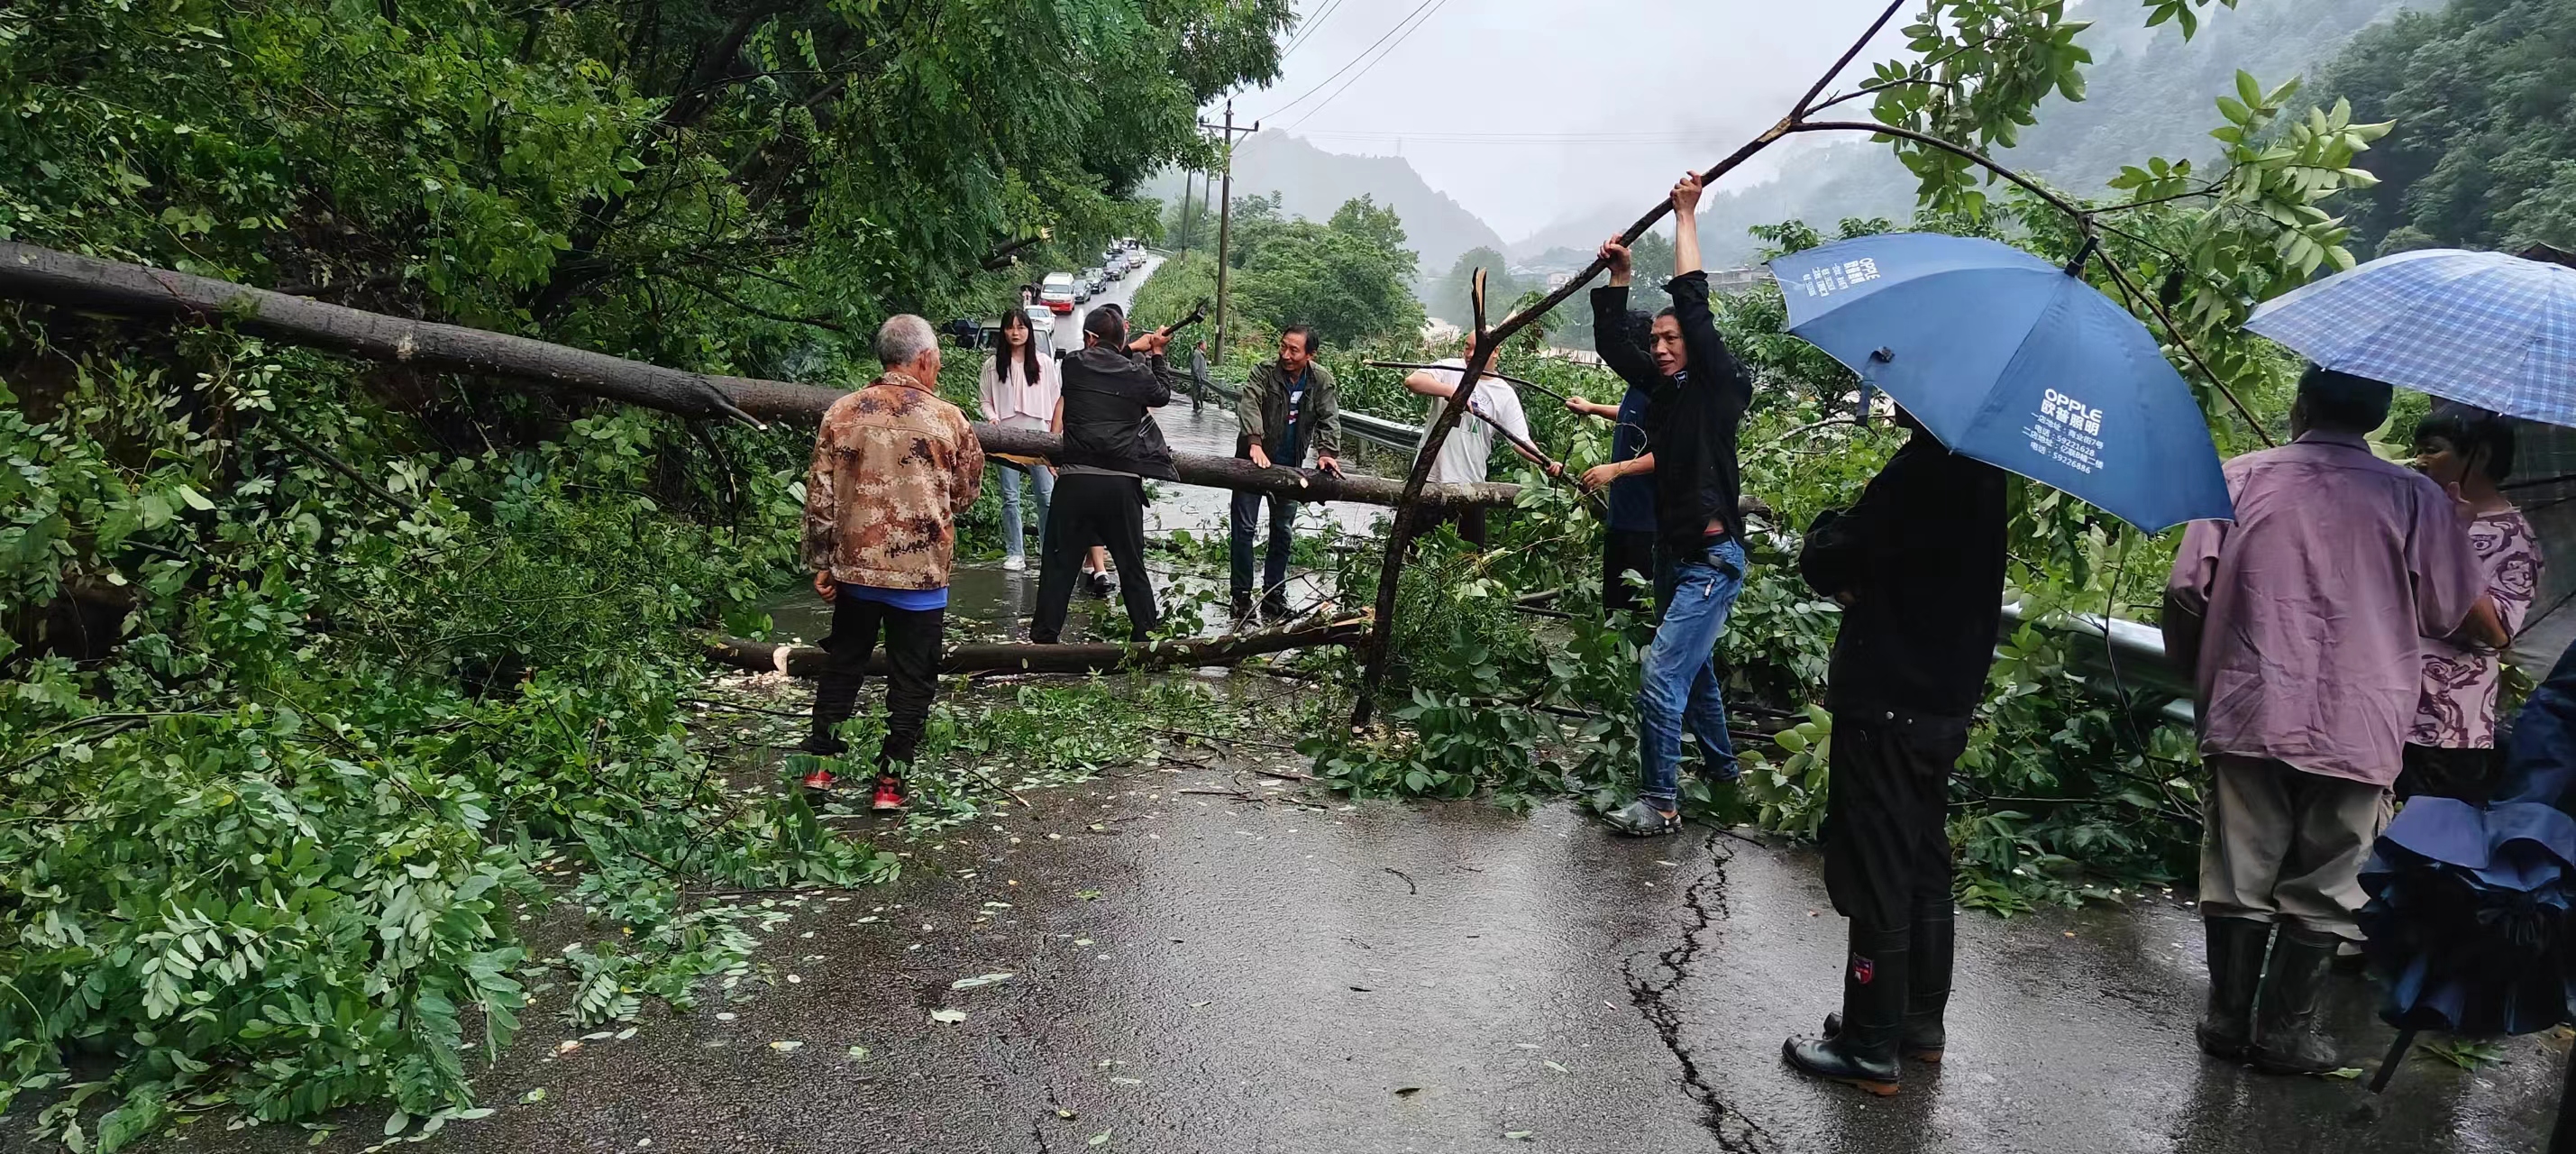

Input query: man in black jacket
[1781,407,2008,1096]
[1033,305,1175,645]
[1590,173,1758,838]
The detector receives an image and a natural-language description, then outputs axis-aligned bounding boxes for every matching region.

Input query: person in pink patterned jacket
[2405,403,2539,803]
[799,315,984,810]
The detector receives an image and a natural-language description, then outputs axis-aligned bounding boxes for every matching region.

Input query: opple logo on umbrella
[2040,389,2104,435]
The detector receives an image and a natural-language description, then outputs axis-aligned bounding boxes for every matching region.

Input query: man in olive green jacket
[1232,325,1342,619]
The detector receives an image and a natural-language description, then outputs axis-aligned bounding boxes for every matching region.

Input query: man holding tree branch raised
[1594,173,1757,838]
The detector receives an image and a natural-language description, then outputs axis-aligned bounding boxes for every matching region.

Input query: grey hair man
[798,314,985,811]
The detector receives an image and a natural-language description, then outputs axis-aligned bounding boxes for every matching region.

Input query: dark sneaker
[871,776,909,812]
[1259,597,1293,624]
[1230,594,1255,620]
[1085,571,1113,599]
[1603,800,1680,837]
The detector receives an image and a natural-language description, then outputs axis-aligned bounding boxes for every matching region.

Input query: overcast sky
[1224,0,1918,242]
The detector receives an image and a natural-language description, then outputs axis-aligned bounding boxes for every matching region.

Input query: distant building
[1708,266,1776,294]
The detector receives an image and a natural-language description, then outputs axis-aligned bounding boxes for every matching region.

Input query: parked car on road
[1040,272,1076,314]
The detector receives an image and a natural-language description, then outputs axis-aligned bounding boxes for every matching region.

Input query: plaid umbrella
[2245,249,2576,426]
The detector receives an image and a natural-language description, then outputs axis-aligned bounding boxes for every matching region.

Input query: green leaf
[2233,70,2262,110]
[2215,96,2250,125]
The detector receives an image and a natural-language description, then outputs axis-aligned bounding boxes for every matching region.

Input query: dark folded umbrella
[2359,641,2576,1103]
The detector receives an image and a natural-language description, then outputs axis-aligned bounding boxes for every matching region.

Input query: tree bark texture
[705,616,1368,679]
[0,241,1521,510]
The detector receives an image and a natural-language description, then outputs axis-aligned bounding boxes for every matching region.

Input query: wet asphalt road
[154,766,2564,1154]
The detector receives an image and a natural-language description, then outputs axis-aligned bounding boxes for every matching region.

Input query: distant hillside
[1139,131,1507,279]
[1509,0,2425,262]
[1509,139,1916,268]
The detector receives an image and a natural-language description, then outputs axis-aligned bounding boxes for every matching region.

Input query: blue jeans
[996,462,1055,561]
[1230,490,1297,603]
[1637,536,1747,806]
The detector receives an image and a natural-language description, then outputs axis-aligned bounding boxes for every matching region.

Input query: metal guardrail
[1196,378,1422,451]
[1199,378,2196,721]
[2000,600,2196,725]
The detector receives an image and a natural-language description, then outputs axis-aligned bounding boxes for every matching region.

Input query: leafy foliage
[1,0,1289,1145]
[2310,0,2576,254]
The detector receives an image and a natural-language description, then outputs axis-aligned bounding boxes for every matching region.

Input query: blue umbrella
[2246,249,2576,426]
[2356,637,2576,1094]
[1768,233,2233,532]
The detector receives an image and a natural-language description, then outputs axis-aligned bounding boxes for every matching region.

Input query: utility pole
[1198,98,1257,366]
[1177,170,1194,252]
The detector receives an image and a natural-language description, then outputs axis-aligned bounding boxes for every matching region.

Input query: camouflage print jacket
[801,372,985,591]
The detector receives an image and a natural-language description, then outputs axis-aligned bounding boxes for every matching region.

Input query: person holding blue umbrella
[1779,403,2010,1095]
[1762,229,2235,1093]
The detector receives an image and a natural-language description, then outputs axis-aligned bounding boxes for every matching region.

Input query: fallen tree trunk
[0,241,1520,510]
[705,616,1368,679]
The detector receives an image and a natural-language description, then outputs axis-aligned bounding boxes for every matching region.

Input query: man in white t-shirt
[1402,332,1550,546]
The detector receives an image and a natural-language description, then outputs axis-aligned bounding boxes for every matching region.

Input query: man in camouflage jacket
[799,315,984,809]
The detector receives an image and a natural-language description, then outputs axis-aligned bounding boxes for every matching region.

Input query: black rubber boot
[1822,891,1950,1061]
[2249,924,2343,1075]
[1786,923,1908,1095]
[2197,915,2270,1060]
[1903,902,1954,1061]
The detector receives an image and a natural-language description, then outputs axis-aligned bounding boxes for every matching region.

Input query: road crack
[1621,829,1777,1152]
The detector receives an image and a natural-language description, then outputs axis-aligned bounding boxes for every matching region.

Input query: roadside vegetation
[1,0,2539,1145]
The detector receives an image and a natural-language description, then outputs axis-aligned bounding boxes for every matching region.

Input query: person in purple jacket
[2164,366,2491,1075]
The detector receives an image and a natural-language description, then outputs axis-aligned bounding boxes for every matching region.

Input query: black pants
[1231,489,1297,607]
[1822,710,1969,931]
[1034,472,1158,643]
[808,594,945,773]
[1603,528,1658,617]
[2397,742,2502,805]
[1425,506,1487,548]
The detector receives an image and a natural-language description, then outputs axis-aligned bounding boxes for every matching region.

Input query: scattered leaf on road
[768,1040,804,1053]
[929,1008,968,1024]
[614,1027,637,1040]
[951,972,1016,990]
[518,1089,546,1104]
[845,1046,870,1060]
[1088,1130,1112,1146]
[1543,1060,1567,1073]
[1505,1131,1534,1140]
[1394,1086,1422,1098]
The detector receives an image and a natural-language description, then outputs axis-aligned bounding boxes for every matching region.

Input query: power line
[1296,129,1715,145]
[1283,0,1453,130]
[1251,0,1445,122]
[1278,0,1348,60]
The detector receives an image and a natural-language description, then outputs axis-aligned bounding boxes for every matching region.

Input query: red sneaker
[800,765,837,793]
[870,776,908,812]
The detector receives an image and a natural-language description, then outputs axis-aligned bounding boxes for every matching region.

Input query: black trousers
[1822,710,1969,930]
[809,594,945,773]
[2397,742,2502,805]
[1034,472,1158,643]
[1425,506,1488,548]
[1603,528,1658,617]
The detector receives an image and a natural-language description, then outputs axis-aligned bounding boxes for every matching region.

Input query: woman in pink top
[978,308,1063,570]
[2405,404,2543,803]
